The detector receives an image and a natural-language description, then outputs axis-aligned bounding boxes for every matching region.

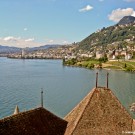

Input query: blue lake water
[0,57,135,119]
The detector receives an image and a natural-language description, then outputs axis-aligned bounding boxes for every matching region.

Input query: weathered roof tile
[64,87,133,135]
[0,107,67,135]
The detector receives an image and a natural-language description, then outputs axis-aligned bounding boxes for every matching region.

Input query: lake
[0,57,135,119]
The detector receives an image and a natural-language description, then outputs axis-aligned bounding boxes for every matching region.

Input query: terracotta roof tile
[64,87,133,135]
[0,107,67,135]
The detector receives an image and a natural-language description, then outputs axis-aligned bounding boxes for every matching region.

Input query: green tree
[116,56,120,61]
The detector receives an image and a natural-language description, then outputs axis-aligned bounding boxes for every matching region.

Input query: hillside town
[4,16,135,72]
[7,42,135,61]
[4,16,135,62]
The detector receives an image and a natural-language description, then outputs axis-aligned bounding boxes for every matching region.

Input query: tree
[116,55,120,62]
[124,63,127,68]
[98,62,102,68]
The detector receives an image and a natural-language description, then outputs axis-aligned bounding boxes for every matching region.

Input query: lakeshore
[6,55,135,72]
[0,57,135,119]
[63,58,135,72]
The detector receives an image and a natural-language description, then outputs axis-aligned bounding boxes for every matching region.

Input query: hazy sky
[0,0,135,48]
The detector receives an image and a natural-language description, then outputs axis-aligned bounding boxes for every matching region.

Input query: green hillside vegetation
[63,58,135,71]
[105,61,135,71]
[77,24,135,51]
[63,57,107,69]
[64,16,135,72]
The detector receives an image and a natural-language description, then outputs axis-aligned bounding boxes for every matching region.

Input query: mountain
[0,44,61,54]
[28,44,61,51]
[0,45,21,53]
[77,16,135,51]
[118,16,135,25]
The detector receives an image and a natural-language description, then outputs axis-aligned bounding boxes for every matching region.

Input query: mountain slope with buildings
[77,16,135,52]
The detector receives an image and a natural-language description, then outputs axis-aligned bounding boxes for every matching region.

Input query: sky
[0,0,135,48]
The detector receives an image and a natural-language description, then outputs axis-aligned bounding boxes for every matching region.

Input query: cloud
[124,0,135,2]
[99,0,104,2]
[79,5,93,12]
[25,38,35,42]
[49,39,54,43]
[3,36,20,42]
[132,11,135,16]
[0,36,71,48]
[45,38,70,45]
[2,37,37,43]
[108,8,135,22]
[24,28,28,31]
[63,40,68,44]
[0,36,42,48]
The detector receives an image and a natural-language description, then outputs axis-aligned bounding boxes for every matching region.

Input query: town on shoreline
[3,43,135,72]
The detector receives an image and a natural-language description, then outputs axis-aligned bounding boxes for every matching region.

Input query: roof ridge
[67,88,96,135]
[0,107,43,122]
[71,88,97,135]
[64,88,96,120]
[108,89,133,132]
[65,87,133,135]
[0,107,67,124]
[0,107,68,135]
[109,89,132,119]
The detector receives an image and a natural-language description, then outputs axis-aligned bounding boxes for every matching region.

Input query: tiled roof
[64,87,133,135]
[0,107,67,135]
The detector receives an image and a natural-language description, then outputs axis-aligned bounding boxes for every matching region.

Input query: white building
[125,54,132,60]
[112,55,116,59]
[21,49,26,57]
[96,51,104,59]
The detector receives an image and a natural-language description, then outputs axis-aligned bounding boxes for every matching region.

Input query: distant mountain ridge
[28,44,61,51]
[0,44,61,54]
[0,45,21,53]
[118,16,135,25]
